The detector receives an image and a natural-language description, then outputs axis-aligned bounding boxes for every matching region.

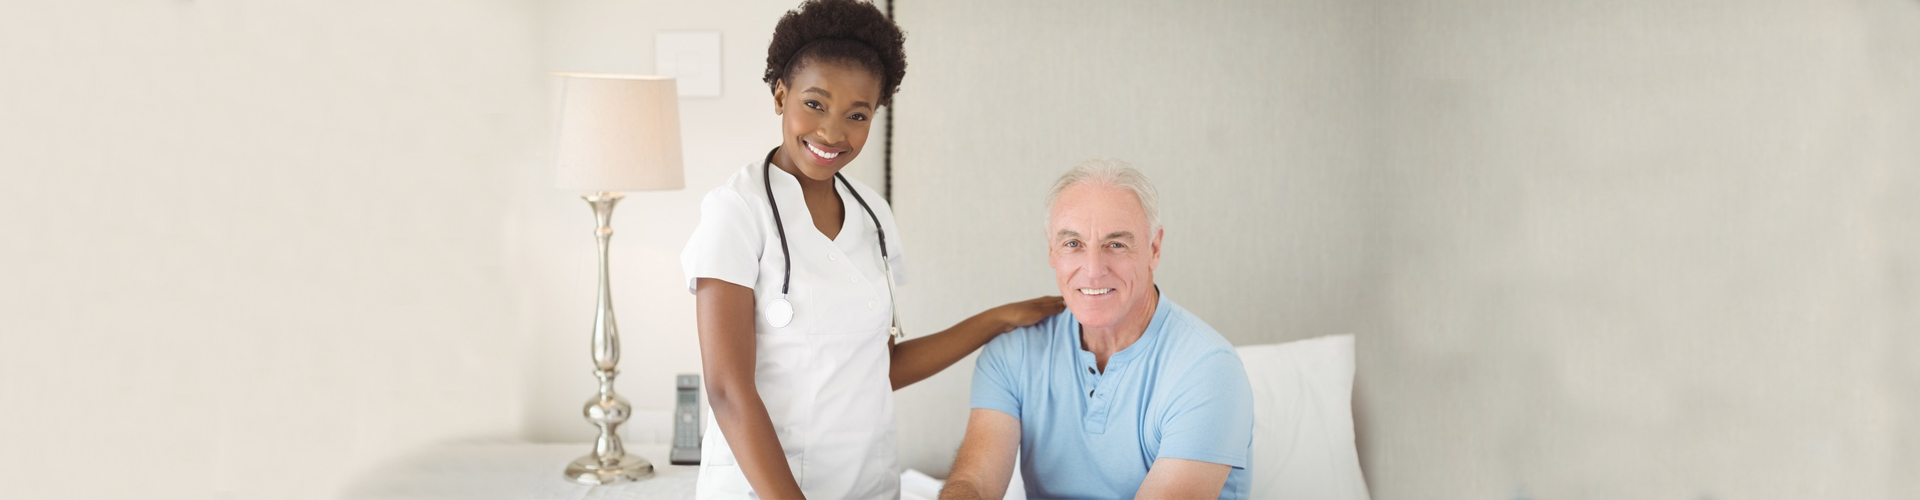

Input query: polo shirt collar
[1076,285,1171,365]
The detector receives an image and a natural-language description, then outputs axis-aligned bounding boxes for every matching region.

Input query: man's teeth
[806,142,841,159]
[1079,288,1113,295]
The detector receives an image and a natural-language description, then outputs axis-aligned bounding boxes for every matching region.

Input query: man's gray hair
[1044,158,1161,233]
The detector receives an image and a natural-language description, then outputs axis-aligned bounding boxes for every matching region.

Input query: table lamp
[551,73,684,485]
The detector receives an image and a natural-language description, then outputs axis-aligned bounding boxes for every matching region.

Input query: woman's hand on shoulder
[991,296,1065,333]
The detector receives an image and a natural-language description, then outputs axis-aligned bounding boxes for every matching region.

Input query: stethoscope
[760,147,904,341]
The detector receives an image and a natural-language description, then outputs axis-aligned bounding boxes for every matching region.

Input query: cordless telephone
[670,373,703,465]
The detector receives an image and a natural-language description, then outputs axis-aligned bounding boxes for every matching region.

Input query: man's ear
[1148,226,1164,271]
[772,79,787,115]
[1043,224,1058,268]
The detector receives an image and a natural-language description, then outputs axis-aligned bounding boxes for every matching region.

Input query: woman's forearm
[888,296,1064,390]
[706,383,806,499]
[695,279,806,499]
[889,313,1009,390]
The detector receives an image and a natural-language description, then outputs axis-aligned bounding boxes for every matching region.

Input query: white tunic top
[681,157,906,500]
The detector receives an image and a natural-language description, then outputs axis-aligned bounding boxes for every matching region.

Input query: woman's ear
[772,79,787,115]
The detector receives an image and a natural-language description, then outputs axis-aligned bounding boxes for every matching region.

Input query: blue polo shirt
[970,292,1254,499]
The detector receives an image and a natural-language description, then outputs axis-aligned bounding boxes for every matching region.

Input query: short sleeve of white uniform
[680,187,763,294]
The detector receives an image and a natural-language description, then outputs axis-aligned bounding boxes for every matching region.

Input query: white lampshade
[552,73,685,191]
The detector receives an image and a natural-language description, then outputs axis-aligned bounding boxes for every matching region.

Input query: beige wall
[0,1,546,499]
[1360,1,1920,498]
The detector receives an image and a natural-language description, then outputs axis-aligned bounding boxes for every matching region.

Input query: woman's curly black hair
[763,0,907,106]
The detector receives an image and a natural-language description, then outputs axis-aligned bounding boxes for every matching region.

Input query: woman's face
[773,60,882,181]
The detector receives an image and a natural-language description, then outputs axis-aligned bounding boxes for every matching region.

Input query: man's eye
[1107,242,1125,249]
[1064,240,1080,248]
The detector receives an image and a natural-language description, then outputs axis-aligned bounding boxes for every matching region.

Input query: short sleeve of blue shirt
[1155,350,1255,468]
[969,331,1024,419]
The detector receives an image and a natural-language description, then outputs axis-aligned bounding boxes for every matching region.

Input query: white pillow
[1235,334,1371,500]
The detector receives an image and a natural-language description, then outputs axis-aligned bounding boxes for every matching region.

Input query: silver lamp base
[565,192,654,485]
[565,453,655,485]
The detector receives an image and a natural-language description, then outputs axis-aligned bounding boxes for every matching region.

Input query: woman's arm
[695,278,805,499]
[888,296,1063,390]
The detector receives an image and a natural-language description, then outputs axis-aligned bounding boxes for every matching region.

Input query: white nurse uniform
[680,153,906,500]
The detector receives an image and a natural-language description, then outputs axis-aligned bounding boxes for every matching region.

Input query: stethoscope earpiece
[761,147,904,339]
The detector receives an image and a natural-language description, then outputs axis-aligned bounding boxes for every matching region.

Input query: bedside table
[344,441,698,500]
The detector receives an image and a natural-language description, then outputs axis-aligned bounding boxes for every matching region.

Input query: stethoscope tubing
[760,147,903,339]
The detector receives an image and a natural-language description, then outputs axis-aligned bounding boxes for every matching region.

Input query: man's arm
[1136,349,1254,499]
[1134,458,1232,499]
[939,409,1022,500]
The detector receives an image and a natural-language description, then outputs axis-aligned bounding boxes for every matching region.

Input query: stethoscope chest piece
[759,146,903,337]
[765,297,795,328]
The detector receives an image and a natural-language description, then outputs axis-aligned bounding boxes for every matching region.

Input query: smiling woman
[679,1,1064,499]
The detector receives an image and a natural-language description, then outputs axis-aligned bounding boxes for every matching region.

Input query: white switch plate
[656,31,722,97]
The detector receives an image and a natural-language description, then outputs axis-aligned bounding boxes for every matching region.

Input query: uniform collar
[762,155,861,247]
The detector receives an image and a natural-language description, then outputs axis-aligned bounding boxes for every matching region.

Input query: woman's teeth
[1079,288,1114,296]
[806,142,841,159]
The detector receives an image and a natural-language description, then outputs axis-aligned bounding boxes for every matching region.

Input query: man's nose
[1082,249,1110,278]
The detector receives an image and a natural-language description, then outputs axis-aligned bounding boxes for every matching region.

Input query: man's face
[1047,183,1162,331]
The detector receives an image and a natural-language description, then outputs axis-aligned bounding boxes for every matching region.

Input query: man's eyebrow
[1104,231,1135,242]
[1055,229,1081,240]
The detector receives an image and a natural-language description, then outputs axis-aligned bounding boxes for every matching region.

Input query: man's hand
[939,409,1022,500]
[1133,458,1231,500]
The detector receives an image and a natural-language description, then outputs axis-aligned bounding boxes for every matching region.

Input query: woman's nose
[815,121,845,144]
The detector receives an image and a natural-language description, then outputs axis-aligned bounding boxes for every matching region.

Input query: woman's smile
[803,139,844,165]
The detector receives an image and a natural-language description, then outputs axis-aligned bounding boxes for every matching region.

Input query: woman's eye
[805,101,822,110]
[849,113,868,122]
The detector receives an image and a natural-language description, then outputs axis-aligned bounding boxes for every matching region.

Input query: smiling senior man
[940,159,1255,500]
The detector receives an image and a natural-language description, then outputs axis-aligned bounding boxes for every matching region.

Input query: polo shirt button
[850,276,860,283]
[1088,367,1096,374]
[867,301,875,309]
[1089,390,1095,398]
[828,254,837,261]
